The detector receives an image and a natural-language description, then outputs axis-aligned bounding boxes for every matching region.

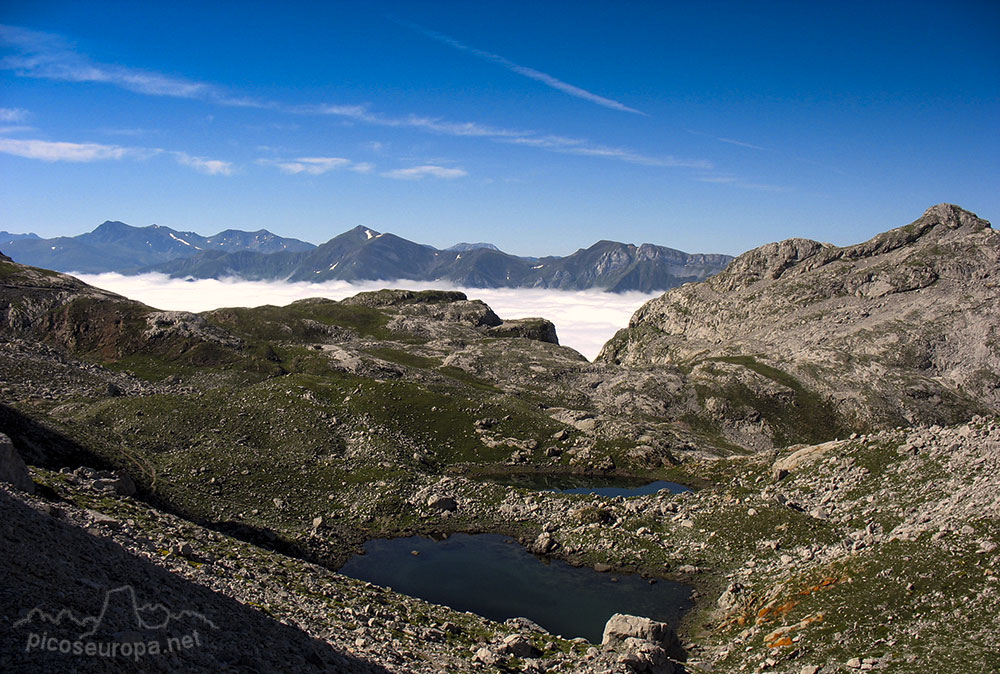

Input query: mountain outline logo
[14,585,217,661]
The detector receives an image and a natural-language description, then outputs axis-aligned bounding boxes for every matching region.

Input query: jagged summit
[600,204,999,441]
[711,204,991,292]
[921,202,991,228]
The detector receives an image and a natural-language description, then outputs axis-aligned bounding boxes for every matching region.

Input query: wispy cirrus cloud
[1,23,711,173]
[260,156,374,176]
[399,19,645,115]
[0,135,233,175]
[715,136,768,151]
[0,137,137,162]
[686,129,769,151]
[688,128,847,178]
[97,127,159,137]
[503,134,711,169]
[694,174,788,192]
[0,107,30,122]
[171,152,234,175]
[0,24,264,107]
[305,103,528,138]
[310,103,707,169]
[381,164,467,180]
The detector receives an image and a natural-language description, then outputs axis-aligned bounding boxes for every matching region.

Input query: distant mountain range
[1,221,733,292]
[1,221,315,274]
[0,231,41,242]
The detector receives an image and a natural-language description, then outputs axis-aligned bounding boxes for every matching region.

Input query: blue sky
[1,0,997,256]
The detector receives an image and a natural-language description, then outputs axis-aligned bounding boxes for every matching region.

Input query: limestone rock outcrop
[599,205,1000,440]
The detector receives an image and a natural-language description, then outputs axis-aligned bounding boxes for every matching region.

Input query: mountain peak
[712,204,992,291]
[446,242,501,253]
[344,225,382,240]
[0,231,41,241]
[93,220,134,232]
[919,203,990,230]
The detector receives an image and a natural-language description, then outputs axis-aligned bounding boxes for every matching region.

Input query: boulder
[473,646,501,666]
[772,440,844,478]
[501,634,540,658]
[602,613,680,656]
[617,637,674,673]
[0,433,35,494]
[531,531,559,554]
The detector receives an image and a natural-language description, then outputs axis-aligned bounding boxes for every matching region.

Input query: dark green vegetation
[694,356,847,447]
[0,259,663,570]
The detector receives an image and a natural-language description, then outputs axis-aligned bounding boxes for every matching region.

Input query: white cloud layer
[74,273,658,360]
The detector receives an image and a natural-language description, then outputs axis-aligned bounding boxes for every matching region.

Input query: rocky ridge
[600,204,1000,447]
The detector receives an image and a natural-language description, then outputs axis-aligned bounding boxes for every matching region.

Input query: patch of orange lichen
[764,612,825,649]
[721,574,847,631]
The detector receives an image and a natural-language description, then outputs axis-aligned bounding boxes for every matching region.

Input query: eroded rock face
[0,433,34,494]
[144,311,244,348]
[599,204,1000,437]
[489,318,559,344]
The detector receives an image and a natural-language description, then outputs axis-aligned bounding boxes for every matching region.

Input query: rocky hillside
[600,204,1000,447]
[2,205,999,673]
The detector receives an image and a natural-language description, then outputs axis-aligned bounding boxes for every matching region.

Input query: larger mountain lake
[338,533,692,642]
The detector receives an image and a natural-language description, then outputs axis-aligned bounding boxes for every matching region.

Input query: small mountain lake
[481,473,691,498]
[338,533,692,642]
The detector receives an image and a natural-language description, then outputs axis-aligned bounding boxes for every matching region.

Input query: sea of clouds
[75,274,661,361]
